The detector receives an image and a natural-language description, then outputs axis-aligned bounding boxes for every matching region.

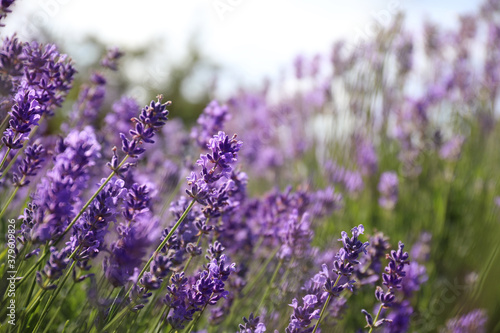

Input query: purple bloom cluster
[104,182,157,287]
[325,161,364,195]
[286,295,321,333]
[362,241,410,330]
[378,172,399,209]
[163,254,236,329]
[2,88,40,150]
[68,178,125,269]
[238,313,267,333]
[0,0,15,26]
[12,142,45,187]
[32,127,101,242]
[286,225,368,332]
[191,100,231,148]
[442,309,487,333]
[120,96,170,158]
[355,135,378,176]
[186,131,242,207]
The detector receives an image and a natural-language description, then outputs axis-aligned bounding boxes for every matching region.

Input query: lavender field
[0,1,499,332]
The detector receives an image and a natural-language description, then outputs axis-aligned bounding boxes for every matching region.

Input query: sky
[2,0,481,98]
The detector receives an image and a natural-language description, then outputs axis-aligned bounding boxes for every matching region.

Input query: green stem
[32,260,77,333]
[60,155,130,241]
[0,185,20,219]
[111,198,196,320]
[257,259,283,312]
[311,274,342,333]
[153,305,170,333]
[241,247,279,295]
[183,232,204,273]
[42,282,76,333]
[368,304,384,333]
[0,147,10,170]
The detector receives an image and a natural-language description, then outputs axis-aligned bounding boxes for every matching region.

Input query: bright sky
[2,0,481,97]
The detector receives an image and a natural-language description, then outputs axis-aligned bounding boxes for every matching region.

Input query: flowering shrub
[0,1,499,332]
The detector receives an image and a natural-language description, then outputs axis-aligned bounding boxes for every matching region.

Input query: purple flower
[12,142,45,187]
[278,210,313,260]
[32,127,101,242]
[238,313,266,333]
[355,135,378,176]
[191,100,231,148]
[1,88,40,150]
[67,178,125,268]
[439,135,465,161]
[285,294,321,333]
[378,172,399,209]
[186,132,242,205]
[442,309,487,333]
[100,47,123,71]
[0,0,16,26]
[119,96,170,158]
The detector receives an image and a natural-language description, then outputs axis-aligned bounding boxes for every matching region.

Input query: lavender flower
[191,100,231,148]
[32,127,101,242]
[101,47,124,71]
[285,294,320,333]
[2,88,40,150]
[378,172,399,210]
[67,178,125,268]
[0,0,15,27]
[238,313,266,333]
[12,142,45,187]
[120,96,170,158]
[278,210,313,260]
[439,135,465,161]
[355,135,378,176]
[442,309,487,333]
[363,242,410,330]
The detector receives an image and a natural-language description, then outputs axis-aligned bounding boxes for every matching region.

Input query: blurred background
[2,0,480,123]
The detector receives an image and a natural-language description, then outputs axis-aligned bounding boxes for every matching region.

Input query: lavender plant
[1,0,500,332]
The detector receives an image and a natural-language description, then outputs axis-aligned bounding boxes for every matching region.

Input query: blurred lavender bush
[0,0,499,332]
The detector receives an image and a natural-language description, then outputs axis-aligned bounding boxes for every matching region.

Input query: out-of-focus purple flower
[32,127,101,242]
[105,96,139,146]
[0,0,16,26]
[325,161,364,196]
[100,47,123,71]
[410,231,432,263]
[442,309,487,333]
[381,301,413,333]
[12,142,45,187]
[0,34,24,96]
[238,313,266,333]
[310,186,343,218]
[278,210,313,260]
[378,172,399,209]
[439,135,465,161]
[104,212,158,287]
[355,135,378,176]
[191,100,231,149]
[71,72,107,126]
